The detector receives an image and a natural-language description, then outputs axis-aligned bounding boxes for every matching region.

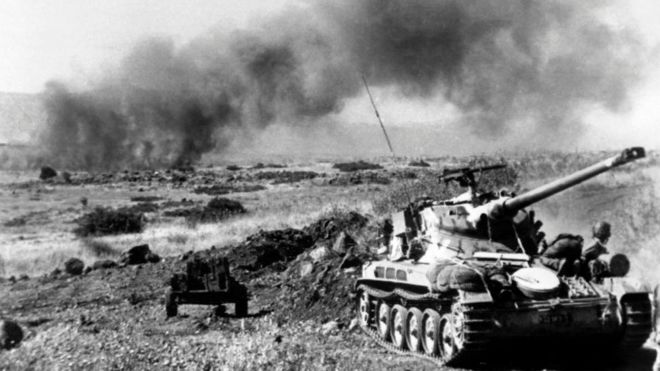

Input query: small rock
[332,231,356,255]
[321,320,339,335]
[0,320,23,350]
[91,260,117,270]
[18,274,29,281]
[348,318,359,332]
[299,260,314,278]
[61,171,72,183]
[50,268,62,278]
[145,252,161,263]
[64,258,85,275]
[83,267,92,275]
[180,251,193,261]
[309,245,331,263]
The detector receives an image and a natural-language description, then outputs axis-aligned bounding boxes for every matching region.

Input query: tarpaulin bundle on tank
[426,260,507,293]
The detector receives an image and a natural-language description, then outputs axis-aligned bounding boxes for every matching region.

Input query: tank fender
[597,277,653,299]
[459,290,493,304]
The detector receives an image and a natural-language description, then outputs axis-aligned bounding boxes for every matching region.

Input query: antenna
[362,76,395,159]
[362,75,420,251]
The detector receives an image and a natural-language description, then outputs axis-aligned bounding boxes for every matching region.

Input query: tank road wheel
[357,291,371,328]
[377,301,392,341]
[406,307,424,352]
[422,309,441,356]
[390,304,408,349]
[165,291,178,317]
[439,313,460,363]
[439,305,468,365]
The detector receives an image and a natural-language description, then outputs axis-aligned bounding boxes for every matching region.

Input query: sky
[0,0,658,150]
[0,0,291,93]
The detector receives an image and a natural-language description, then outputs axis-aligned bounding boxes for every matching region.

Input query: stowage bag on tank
[426,261,485,292]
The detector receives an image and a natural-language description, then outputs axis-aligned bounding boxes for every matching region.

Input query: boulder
[64,258,85,275]
[0,320,23,350]
[332,231,356,255]
[309,245,331,263]
[299,260,314,278]
[321,320,339,335]
[39,166,57,180]
[120,244,159,265]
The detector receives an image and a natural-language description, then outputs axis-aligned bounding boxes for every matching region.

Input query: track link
[621,296,653,350]
[357,284,495,367]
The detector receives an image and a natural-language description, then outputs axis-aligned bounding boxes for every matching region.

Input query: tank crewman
[582,221,611,280]
[376,218,407,261]
[377,218,393,255]
[539,234,584,275]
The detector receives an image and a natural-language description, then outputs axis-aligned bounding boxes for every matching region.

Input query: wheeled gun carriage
[166,255,249,317]
[356,147,654,365]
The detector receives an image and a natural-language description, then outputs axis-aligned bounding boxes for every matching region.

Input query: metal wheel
[357,291,371,327]
[422,308,441,355]
[439,313,458,362]
[390,304,408,349]
[377,301,392,341]
[451,304,466,351]
[406,307,424,352]
[439,305,467,364]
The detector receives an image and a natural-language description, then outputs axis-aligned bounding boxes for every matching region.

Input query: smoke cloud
[39,0,644,169]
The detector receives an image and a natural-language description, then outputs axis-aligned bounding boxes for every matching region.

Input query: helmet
[592,221,612,241]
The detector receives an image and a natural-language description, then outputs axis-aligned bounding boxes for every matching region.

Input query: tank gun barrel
[501,147,645,213]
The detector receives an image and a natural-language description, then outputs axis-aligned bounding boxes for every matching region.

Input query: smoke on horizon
[39,0,645,169]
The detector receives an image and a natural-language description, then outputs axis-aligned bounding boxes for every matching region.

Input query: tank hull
[356,259,653,365]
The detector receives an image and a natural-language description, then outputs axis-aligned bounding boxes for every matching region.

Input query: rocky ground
[1,152,659,370]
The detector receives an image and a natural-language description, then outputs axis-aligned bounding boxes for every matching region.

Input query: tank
[356,147,653,365]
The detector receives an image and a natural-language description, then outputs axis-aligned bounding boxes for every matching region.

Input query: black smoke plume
[39,0,643,169]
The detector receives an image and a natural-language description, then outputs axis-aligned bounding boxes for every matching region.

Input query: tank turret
[405,147,647,256]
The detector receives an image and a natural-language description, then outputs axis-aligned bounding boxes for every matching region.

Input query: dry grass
[0,176,376,277]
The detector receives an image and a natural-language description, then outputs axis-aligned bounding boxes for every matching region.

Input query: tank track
[357,284,495,366]
[620,295,653,350]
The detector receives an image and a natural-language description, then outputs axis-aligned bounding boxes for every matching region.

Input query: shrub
[332,161,382,172]
[74,207,144,237]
